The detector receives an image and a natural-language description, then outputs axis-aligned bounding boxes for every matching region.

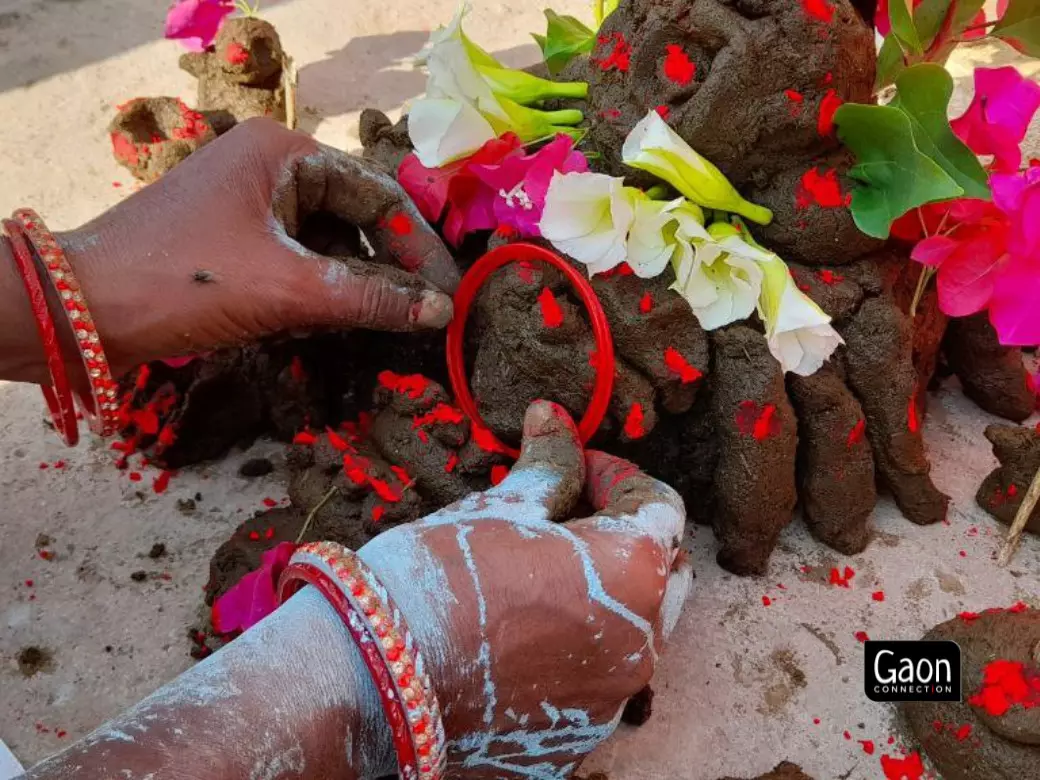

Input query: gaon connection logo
[864,641,962,703]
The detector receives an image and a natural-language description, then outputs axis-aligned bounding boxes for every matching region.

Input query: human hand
[359,400,692,778]
[57,118,459,378]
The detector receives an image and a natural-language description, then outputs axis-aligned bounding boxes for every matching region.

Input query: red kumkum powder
[847,419,866,447]
[378,370,431,399]
[538,287,564,328]
[817,89,843,135]
[655,105,670,120]
[595,32,631,72]
[801,0,835,23]
[664,347,703,383]
[879,751,924,780]
[830,565,855,587]
[860,740,875,756]
[907,397,920,433]
[639,292,654,314]
[224,42,250,65]
[386,213,413,235]
[663,45,696,85]
[968,659,1040,716]
[490,465,509,486]
[796,167,847,209]
[624,403,646,439]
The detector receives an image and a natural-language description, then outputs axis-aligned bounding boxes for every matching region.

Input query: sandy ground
[1,1,1039,778]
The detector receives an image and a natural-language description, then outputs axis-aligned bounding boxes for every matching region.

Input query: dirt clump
[180,17,288,134]
[977,425,1040,535]
[109,97,216,182]
[17,646,54,678]
[717,761,815,780]
[902,608,1040,780]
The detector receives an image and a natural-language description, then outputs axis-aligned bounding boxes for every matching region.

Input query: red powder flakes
[954,724,972,741]
[655,105,671,120]
[813,717,821,725]
[847,419,866,447]
[249,531,260,541]
[958,611,980,622]
[594,32,631,73]
[38,550,55,561]
[736,401,782,441]
[515,259,535,283]
[157,425,177,447]
[796,167,847,209]
[968,659,1040,716]
[817,269,843,285]
[370,477,402,503]
[110,132,142,167]
[391,465,414,488]
[129,472,142,482]
[444,453,459,473]
[762,595,773,606]
[56,730,67,738]
[855,631,870,642]
[413,403,465,429]
[663,44,696,85]
[153,470,173,494]
[872,590,885,602]
[293,431,317,445]
[817,89,843,136]
[880,751,925,780]
[1008,483,1019,498]
[599,108,622,120]
[830,566,855,587]
[600,262,635,278]
[623,403,647,439]
[785,89,804,117]
[372,505,385,523]
[538,287,564,328]
[224,41,250,65]
[639,292,654,314]
[262,498,278,508]
[264,527,274,540]
[53,460,66,469]
[131,408,160,436]
[843,730,852,740]
[1008,601,1029,613]
[664,347,703,384]
[386,213,413,236]
[959,550,967,557]
[38,462,49,470]
[496,224,519,239]
[24,579,33,587]
[135,364,151,391]
[801,0,835,23]
[326,429,350,452]
[490,464,509,486]
[378,370,431,399]
[907,397,920,433]
[860,740,875,755]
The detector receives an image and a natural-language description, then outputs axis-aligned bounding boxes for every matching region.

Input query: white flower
[622,110,773,225]
[539,171,637,275]
[408,97,496,168]
[626,197,684,278]
[670,228,765,330]
[757,253,843,376]
[414,1,470,66]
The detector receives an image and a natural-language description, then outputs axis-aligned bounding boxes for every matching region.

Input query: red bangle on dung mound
[278,541,447,780]
[1,220,81,446]
[12,208,120,437]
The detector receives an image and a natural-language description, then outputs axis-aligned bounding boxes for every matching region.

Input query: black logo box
[864,640,962,703]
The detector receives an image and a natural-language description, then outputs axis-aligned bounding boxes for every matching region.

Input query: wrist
[0,233,50,384]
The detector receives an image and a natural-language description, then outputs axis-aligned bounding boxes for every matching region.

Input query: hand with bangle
[20,402,691,779]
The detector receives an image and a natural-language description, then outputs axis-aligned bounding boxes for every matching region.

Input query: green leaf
[593,0,620,27]
[912,0,984,49]
[913,0,954,47]
[993,0,1040,56]
[889,0,924,54]
[889,64,990,200]
[835,103,963,238]
[875,34,906,90]
[533,10,596,75]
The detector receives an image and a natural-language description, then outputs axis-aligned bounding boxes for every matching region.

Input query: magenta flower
[470,134,588,238]
[987,167,1040,345]
[165,0,235,52]
[211,541,296,634]
[951,67,1040,173]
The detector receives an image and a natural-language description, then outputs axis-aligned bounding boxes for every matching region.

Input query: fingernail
[524,400,572,438]
[412,291,453,329]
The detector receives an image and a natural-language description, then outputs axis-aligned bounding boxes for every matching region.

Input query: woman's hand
[360,400,692,778]
[56,118,459,378]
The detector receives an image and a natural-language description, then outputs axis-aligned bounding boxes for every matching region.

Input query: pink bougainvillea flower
[211,541,296,634]
[469,134,588,237]
[951,67,1040,173]
[875,0,923,36]
[987,167,1040,345]
[165,0,235,52]
[398,133,524,247]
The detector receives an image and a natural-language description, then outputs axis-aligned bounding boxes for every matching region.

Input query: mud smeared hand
[58,118,460,378]
[359,401,692,778]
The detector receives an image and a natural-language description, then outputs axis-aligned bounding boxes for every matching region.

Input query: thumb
[288,249,454,332]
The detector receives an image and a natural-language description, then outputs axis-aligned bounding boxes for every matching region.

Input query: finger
[578,450,686,552]
[658,550,693,643]
[288,250,454,331]
[489,400,586,523]
[293,145,461,294]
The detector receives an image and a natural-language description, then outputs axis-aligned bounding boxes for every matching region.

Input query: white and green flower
[539,171,638,275]
[622,110,773,225]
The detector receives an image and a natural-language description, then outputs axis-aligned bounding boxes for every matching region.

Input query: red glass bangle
[445,242,615,458]
[12,209,120,437]
[2,221,80,446]
[278,541,446,780]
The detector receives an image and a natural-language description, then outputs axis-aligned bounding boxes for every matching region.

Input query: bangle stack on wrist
[0,208,119,443]
[279,541,447,780]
